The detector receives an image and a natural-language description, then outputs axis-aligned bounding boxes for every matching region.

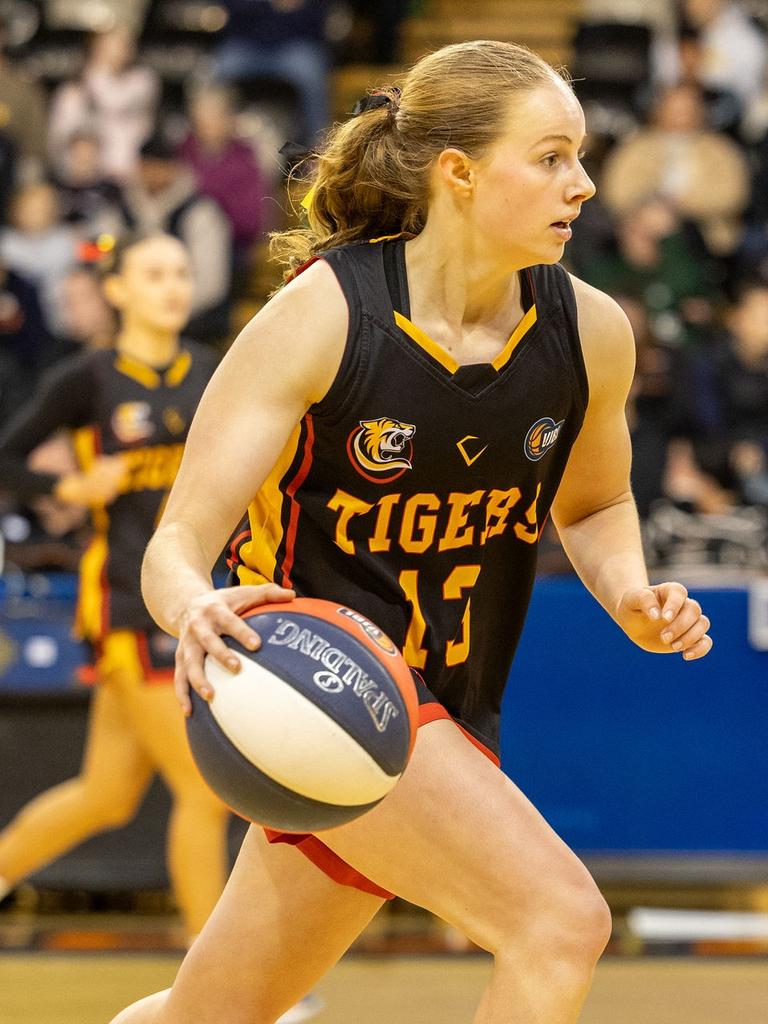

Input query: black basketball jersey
[230,238,589,752]
[0,344,217,639]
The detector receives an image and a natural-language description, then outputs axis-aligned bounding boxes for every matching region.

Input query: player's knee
[80,782,143,830]
[526,878,611,970]
[554,880,612,964]
[479,869,611,968]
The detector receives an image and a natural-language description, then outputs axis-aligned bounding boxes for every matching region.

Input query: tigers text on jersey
[0,343,217,639]
[230,238,589,753]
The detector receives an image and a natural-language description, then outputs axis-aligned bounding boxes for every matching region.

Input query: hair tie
[351,88,401,117]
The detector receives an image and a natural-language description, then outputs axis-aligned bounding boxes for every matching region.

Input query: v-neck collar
[114,348,191,390]
[385,238,538,378]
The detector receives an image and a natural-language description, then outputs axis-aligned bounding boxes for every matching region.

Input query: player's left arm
[551,275,713,660]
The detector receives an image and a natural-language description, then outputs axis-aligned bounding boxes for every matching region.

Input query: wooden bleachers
[401,0,583,67]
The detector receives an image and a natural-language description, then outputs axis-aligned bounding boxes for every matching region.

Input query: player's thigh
[162,826,383,1024]
[79,678,154,811]
[320,719,607,954]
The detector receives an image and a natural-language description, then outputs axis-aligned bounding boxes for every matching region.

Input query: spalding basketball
[186,598,419,832]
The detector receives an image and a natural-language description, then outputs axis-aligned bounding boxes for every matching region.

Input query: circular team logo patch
[524,417,564,461]
[347,417,415,483]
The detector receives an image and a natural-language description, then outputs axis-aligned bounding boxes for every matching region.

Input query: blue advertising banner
[501,578,768,854]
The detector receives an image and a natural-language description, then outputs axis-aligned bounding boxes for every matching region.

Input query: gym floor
[2,953,767,1023]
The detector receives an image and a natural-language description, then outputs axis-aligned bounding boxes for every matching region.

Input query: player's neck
[405,220,524,331]
[115,326,180,368]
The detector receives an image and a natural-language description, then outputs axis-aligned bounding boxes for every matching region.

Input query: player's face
[471,80,595,267]
[116,236,194,332]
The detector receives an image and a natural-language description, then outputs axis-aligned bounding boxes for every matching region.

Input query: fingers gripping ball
[186,599,419,832]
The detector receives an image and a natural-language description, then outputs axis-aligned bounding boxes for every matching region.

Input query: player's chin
[534,247,566,266]
[532,237,568,265]
[157,314,189,333]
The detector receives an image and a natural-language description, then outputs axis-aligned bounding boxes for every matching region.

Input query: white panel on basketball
[204,653,400,806]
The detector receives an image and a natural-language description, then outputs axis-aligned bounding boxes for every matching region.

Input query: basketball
[185,598,419,832]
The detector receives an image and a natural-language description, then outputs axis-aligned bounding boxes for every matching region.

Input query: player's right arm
[140,260,349,712]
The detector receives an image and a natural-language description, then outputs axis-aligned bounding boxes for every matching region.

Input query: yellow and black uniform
[0,343,217,670]
[229,237,588,757]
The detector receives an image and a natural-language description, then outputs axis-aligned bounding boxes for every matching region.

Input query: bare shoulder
[569,272,635,402]
[230,259,349,406]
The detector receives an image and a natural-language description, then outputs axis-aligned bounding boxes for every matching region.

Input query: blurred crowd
[553,0,768,573]
[1,0,768,576]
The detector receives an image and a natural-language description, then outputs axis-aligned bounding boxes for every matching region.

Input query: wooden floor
[1,954,767,1023]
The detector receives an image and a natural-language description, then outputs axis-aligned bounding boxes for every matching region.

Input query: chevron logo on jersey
[347,417,415,483]
[524,417,564,461]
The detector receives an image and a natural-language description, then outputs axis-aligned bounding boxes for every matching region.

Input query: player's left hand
[616,582,713,660]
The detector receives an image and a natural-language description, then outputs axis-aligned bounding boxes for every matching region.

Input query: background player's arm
[141,261,348,695]
[551,277,712,659]
[0,356,125,507]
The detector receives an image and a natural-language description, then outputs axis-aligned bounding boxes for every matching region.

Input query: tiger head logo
[347,417,416,483]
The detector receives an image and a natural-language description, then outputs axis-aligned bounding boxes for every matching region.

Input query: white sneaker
[277,994,324,1023]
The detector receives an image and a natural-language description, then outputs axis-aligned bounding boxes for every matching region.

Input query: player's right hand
[54,455,127,507]
[174,583,295,715]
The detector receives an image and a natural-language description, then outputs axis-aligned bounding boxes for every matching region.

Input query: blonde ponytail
[270,40,565,278]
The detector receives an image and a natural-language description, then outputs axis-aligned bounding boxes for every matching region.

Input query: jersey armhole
[308,248,367,422]
[553,264,590,411]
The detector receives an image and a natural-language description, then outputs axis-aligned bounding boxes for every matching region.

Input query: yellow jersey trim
[394,302,538,376]
[492,303,538,370]
[165,349,192,387]
[115,354,160,389]
[394,311,460,373]
[241,425,303,584]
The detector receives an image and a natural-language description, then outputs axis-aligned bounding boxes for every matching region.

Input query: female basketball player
[0,233,230,942]
[112,41,713,1024]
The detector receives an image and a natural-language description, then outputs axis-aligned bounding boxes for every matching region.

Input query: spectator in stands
[0,13,47,182]
[177,85,268,268]
[213,0,331,145]
[682,0,766,109]
[677,282,768,505]
[111,135,233,344]
[600,82,750,254]
[619,296,680,516]
[48,25,160,183]
[657,25,742,134]
[578,195,715,347]
[53,131,126,235]
[0,183,79,339]
[0,254,54,407]
[348,0,411,64]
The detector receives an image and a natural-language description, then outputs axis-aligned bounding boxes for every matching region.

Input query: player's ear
[101,273,126,310]
[435,148,474,199]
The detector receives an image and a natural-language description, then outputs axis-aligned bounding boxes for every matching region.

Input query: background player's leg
[107,644,230,939]
[0,681,154,886]
[110,719,609,1024]
[109,826,385,1024]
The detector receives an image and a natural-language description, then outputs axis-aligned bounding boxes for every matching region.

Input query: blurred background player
[0,232,229,943]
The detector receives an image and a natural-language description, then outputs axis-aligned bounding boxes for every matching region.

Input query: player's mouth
[550,211,580,239]
[550,218,575,240]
